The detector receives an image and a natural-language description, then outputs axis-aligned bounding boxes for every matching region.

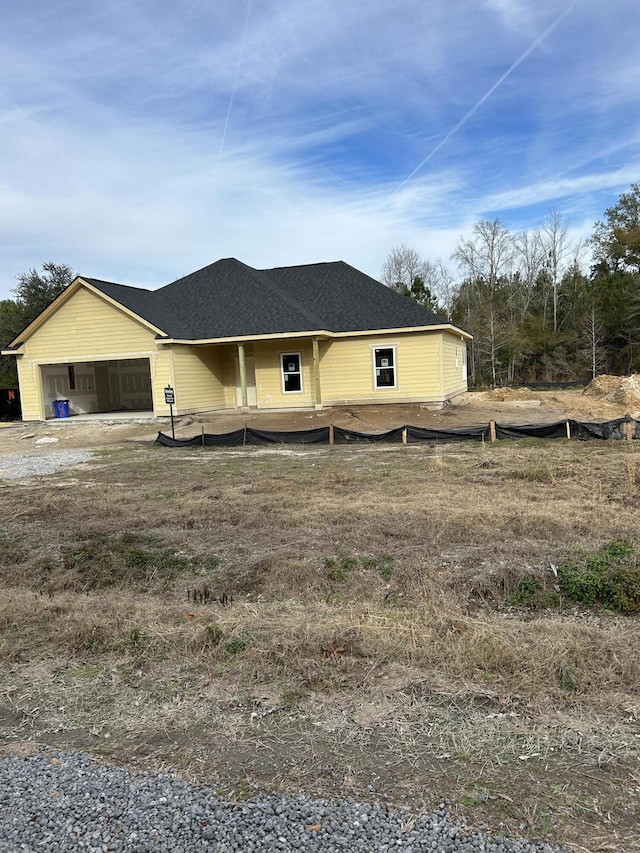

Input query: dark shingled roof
[83,258,449,340]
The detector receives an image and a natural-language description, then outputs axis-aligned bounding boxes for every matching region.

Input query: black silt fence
[155,416,640,449]
[406,425,491,443]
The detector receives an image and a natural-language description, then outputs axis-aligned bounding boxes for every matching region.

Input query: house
[2,258,471,421]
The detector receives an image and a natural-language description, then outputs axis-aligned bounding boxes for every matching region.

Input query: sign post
[164,385,176,439]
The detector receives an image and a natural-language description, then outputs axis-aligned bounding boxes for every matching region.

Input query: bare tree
[381,244,427,293]
[581,303,606,378]
[541,209,571,334]
[423,260,457,319]
[453,219,514,383]
[513,227,545,322]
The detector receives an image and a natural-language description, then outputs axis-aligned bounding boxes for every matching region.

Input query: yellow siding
[253,340,315,408]
[16,358,45,421]
[441,332,468,396]
[170,346,226,414]
[319,333,444,405]
[22,287,157,361]
[150,349,175,417]
[220,345,238,408]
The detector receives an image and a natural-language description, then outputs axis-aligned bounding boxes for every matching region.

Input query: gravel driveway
[0,450,94,480]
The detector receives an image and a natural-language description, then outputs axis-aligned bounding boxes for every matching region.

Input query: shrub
[557,540,640,612]
[506,541,640,613]
[507,575,543,606]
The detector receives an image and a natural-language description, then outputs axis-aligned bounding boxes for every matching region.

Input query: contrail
[218,0,252,163]
[392,4,575,195]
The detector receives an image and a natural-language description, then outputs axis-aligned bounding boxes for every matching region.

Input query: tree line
[382,184,640,387]
[2,186,639,391]
[0,263,75,387]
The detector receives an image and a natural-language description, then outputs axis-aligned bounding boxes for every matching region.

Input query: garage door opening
[41,359,153,418]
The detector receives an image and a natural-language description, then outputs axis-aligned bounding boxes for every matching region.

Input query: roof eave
[331,324,473,339]
[156,323,472,345]
[157,330,335,345]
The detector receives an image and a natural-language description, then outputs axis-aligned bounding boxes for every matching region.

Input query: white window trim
[281,351,303,394]
[372,345,397,390]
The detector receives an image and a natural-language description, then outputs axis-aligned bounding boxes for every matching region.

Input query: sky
[1,0,639,299]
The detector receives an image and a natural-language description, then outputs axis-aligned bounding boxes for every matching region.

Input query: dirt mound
[583,374,640,408]
[583,375,626,397]
[485,387,541,402]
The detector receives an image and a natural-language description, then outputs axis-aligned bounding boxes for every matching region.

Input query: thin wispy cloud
[0,0,638,298]
[218,0,253,164]
[393,3,575,195]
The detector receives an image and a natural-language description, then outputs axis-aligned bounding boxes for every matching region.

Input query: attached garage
[40,358,153,418]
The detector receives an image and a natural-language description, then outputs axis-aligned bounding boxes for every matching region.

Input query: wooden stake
[490,420,496,443]
[402,427,408,445]
[329,424,334,446]
[565,420,571,440]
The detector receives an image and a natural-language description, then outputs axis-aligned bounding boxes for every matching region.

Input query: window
[374,347,396,388]
[281,353,302,392]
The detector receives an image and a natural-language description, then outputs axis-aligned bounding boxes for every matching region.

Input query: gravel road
[0,752,574,853]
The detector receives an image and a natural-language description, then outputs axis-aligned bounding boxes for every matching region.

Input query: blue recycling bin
[54,399,70,418]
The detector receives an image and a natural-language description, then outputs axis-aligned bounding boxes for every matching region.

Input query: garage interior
[41,358,153,418]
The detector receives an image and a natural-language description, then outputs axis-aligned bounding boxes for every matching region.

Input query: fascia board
[156,325,472,345]
[157,330,335,345]
[331,324,473,340]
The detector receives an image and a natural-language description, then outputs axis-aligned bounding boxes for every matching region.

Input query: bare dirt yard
[1,382,640,852]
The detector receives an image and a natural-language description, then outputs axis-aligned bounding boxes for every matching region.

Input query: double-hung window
[281,353,302,392]
[374,347,396,388]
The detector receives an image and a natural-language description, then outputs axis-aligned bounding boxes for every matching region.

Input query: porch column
[237,342,248,410]
[312,337,323,410]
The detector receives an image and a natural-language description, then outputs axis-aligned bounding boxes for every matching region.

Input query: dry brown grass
[1,439,640,849]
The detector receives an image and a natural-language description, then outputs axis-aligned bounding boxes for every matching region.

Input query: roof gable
[4,276,166,349]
